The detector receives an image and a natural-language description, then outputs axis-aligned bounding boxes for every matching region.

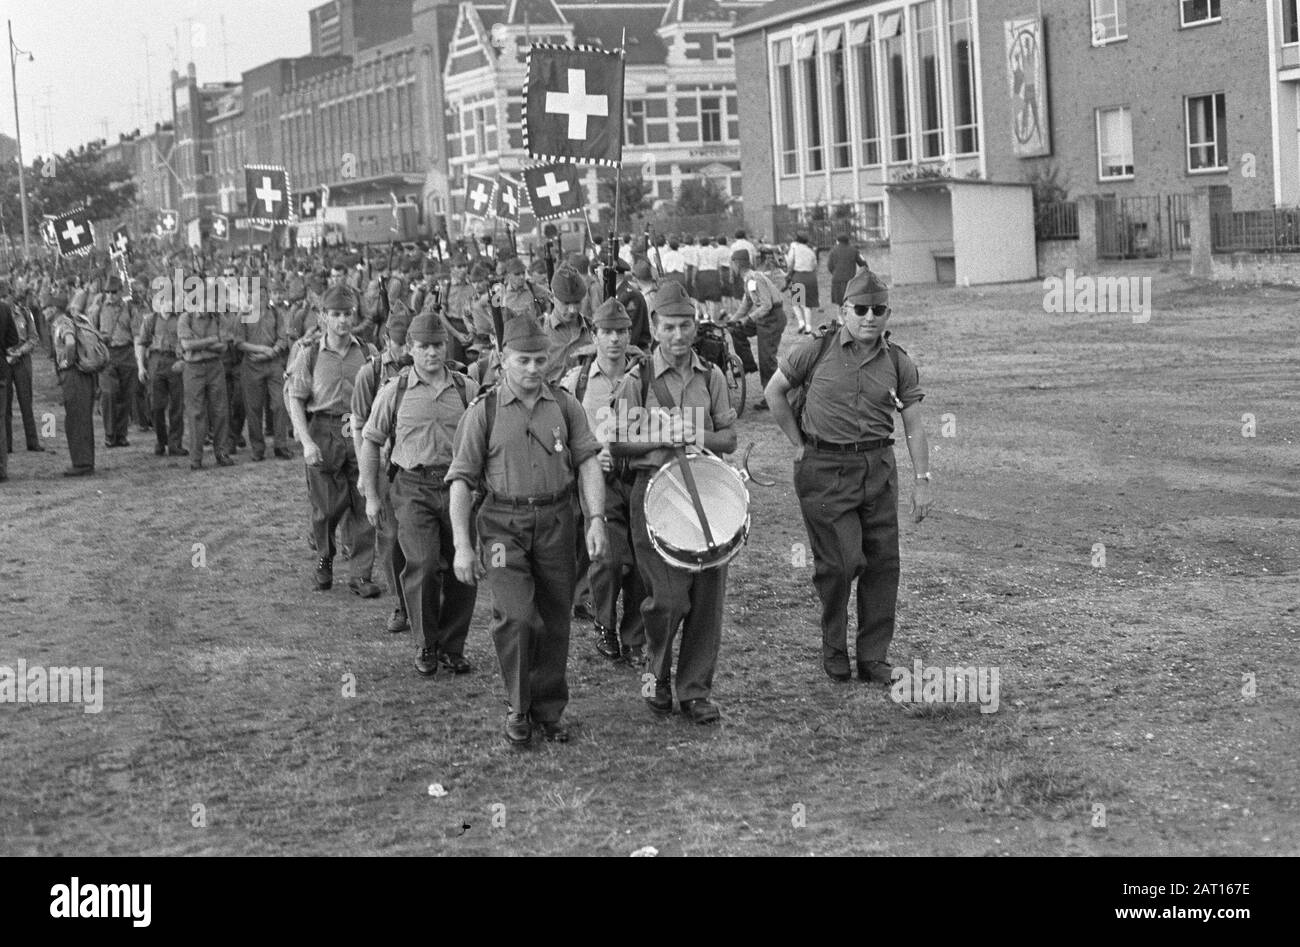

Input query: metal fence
[771,204,887,249]
[1211,207,1300,253]
[1096,194,1191,259]
[631,212,750,243]
[1035,201,1079,240]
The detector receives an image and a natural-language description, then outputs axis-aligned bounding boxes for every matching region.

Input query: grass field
[2,261,1297,856]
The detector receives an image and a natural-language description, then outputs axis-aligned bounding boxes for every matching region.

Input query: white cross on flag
[299,190,320,219]
[53,209,95,257]
[39,218,58,249]
[158,209,179,235]
[463,173,497,220]
[495,176,522,226]
[244,165,291,223]
[524,44,625,167]
[112,227,130,254]
[522,163,585,223]
[211,214,229,241]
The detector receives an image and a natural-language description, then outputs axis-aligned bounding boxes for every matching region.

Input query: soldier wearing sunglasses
[764,270,932,686]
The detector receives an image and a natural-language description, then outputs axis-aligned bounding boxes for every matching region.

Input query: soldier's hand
[586,518,608,563]
[911,481,933,523]
[597,445,613,472]
[453,546,483,586]
[137,367,148,384]
[302,441,323,466]
[793,442,805,463]
[365,495,382,528]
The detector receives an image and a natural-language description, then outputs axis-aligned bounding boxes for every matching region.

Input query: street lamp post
[8,20,34,260]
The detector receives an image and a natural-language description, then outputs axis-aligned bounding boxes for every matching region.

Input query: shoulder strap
[573,352,596,403]
[484,386,498,450]
[386,370,410,460]
[450,370,468,408]
[884,332,905,411]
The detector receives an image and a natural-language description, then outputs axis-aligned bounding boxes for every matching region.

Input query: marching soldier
[560,298,646,665]
[446,316,606,746]
[236,283,292,461]
[285,283,379,595]
[763,270,931,684]
[177,273,234,470]
[96,276,142,447]
[134,282,187,457]
[47,293,97,476]
[216,268,248,455]
[2,282,44,456]
[731,249,788,408]
[352,313,412,631]
[361,313,478,676]
[611,283,737,724]
[436,255,477,365]
[543,265,593,386]
[501,257,543,323]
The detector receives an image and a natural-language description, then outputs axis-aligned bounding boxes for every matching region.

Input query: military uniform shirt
[97,298,141,347]
[735,269,781,323]
[237,302,290,354]
[560,356,628,445]
[350,350,405,427]
[619,347,736,473]
[177,310,225,362]
[136,311,183,354]
[446,378,599,497]
[543,311,593,383]
[284,335,370,415]
[363,367,478,471]
[501,283,541,323]
[779,326,924,443]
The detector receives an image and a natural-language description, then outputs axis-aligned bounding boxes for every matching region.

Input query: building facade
[210,86,246,215]
[171,63,239,221]
[731,0,1287,243]
[442,0,765,231]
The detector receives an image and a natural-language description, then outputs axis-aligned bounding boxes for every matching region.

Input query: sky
[3,0,322,156]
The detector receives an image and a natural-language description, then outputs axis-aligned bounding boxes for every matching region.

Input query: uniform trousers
[390,469,476,655]
[58,368,97,470]
[222,354,245,452]
[4,353,40,451]
[182,359,230,460]
[477,496,576,723]
[240,356,288,455]
[100,345,136,443]
[375,471,404,601]
[305,413,375,579]
[630,473,727,702]
[755,306,788,389]
[590,471,646,649]
[793,446,899,673]
[148,351,184,452]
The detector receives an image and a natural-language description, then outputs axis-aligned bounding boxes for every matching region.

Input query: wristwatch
[916,472,932,482]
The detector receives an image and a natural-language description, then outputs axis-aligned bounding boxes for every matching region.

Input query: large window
[626,99,646,146]
[1285,1,1299,44]
[1180,0,1221,27]
[1186,92,1227,172]
[1096,106,1133,180]
[913,1,943,159]
[852,21,880,166]
[880,12,910,162]
[800,38,825,172]
[1090,0,1127,46]
[701,96,724,143]
[825,29,851,168]
[949,0,979,154]
[775,41,798,175]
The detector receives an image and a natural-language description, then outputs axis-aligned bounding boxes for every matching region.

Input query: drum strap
[649,373,717,551]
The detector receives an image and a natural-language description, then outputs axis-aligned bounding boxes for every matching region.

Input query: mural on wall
[1005,18,1051,157]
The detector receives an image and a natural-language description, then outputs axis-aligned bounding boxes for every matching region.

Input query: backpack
[384,366,470,481]
[71,315,110,374]
[788,324,906,433]
[693,321,730,372]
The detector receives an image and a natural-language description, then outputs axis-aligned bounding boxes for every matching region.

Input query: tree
[675,175,731,217]
[599,172,652,229]
[0,139,136,234]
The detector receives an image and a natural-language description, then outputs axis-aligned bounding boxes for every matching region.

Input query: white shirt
[619,243,635,267]
[732,238,757,262]
[659,247,685,274]
[787,242,818,272]
[681,243,699,269]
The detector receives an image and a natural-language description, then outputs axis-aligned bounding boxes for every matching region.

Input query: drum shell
[643,453,750,572]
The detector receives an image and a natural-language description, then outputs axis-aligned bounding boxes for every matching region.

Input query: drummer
[610,280,736,724]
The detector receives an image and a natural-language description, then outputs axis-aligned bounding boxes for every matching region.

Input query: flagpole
[606,28,627,303]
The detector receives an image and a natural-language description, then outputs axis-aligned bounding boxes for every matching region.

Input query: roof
[661,0,732,26]
[507,0,568,24]
[569,6,669,64]
[725,0,859,38]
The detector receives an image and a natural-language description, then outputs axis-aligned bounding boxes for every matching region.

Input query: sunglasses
[851,304,890,317]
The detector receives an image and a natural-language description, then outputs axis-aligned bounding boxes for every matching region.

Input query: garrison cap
[593,298,632,330]
[386,313,411,345]
[653,279,695,317]
[632,259,653,281]
[844,270,889,307]
[550,265,587,304]
[407,312,446,344]
[502,316,548,353]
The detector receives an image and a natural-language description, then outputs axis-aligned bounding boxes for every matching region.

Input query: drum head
[645,454,750,571]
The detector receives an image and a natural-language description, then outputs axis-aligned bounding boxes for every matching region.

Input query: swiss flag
[463,174,496,219]
[524,45,625,167]
[495,176,522,226]
[211,214,230,241]
[245,165,291,223]
[53,209,95,257]
[158,209,179,235]
[522,164,585,222]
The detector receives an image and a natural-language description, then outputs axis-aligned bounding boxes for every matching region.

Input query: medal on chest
[552,426,565,453]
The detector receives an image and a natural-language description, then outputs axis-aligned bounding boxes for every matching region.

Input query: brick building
[730,0,1289,245]
[171,64,238,221]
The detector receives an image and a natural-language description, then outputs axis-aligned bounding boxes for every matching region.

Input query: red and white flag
[463,173,497,220]
[524,45,625,167]
[522,164,585,222]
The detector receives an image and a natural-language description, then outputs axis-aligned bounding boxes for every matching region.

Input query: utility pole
[142,33,154,125]
[8,19,32,259]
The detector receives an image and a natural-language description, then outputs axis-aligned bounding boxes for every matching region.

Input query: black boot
[595,624,621,660]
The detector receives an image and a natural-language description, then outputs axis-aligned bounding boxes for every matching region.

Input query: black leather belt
[399,465,449,481]
[485,487,572,507]
[313,410,345,419]
[108,343,132,350]
[806,436,894,453]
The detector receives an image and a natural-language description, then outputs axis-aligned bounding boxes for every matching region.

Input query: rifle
[543,237,556,285]
[604,225,617,303]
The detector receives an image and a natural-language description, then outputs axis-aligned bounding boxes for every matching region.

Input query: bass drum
[644,452,750,572]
